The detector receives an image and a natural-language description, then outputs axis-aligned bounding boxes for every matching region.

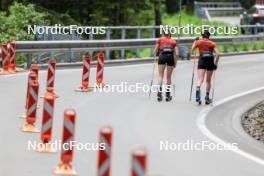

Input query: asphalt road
[0,53,264,176]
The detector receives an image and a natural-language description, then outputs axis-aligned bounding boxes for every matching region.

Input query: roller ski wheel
[166,96,172,102]
[205,95,212,105]
[197,100,202,105]
[205,99,212,105]
[157,92,163,102]
[195,89,201,105]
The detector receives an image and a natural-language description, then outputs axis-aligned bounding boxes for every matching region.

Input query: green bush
[0,2,47,42]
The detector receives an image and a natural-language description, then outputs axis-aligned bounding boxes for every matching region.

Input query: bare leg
[157,64,166,101]
[166,66,174,86]
[196,69,206,102]
[206,70,213,93]
[197,69,206,87]
[166,66,174,101]
[158,64,166,85]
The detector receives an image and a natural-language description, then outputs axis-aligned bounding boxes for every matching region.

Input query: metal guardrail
[16,35,264,52]
[194,1,243,20]
[194,1,241,9]
[15,35,264,68]
[34,25,264,61]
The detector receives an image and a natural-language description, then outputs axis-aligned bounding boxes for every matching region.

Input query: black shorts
[158,53,175,66]
[198,55,215,71]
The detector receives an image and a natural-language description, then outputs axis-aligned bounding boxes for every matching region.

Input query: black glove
[213,64,217,70]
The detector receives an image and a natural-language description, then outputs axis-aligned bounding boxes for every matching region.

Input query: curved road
[1,53,264,175]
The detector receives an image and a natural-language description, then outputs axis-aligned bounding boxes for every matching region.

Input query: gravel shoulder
[242,101,264,141]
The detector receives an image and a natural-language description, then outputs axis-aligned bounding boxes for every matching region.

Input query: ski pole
[149,57,157,99]
[211,70,216,105]
[189,52,197,102]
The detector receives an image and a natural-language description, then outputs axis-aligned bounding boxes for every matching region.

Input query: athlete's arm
[154,43,159,61]
[191,37,199,51]
[214,47,220,66]
[174,46,179,67]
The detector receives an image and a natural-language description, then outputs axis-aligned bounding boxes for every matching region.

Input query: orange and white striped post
[96,52,105,87]
[76,55,93,92]
[131,147,147,176]
[8,40,16,73]
[30,64,39,80]
[54,109,77,175]
[20,79,39,133]
[1,43,9,74]
[97,126,113,176]
[46,59,56,89]
[36,87,56,153]
[20,72,38,118]
[44,59,59,98]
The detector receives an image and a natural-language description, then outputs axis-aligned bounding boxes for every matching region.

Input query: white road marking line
[197,86,264,166]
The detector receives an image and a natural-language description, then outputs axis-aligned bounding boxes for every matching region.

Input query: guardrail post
[136,28,141,58]
[223,28,228,53]
[37,52,41,64]
[50,51,55,60]
[233,41,238,52]
[89,31,93,57]
[253,27,257,50]
[253,38,257,51]
[69,32,75,62]
[243,39,248,51]
[262,37,264,50]
[121,28,126,59]
[105,28,111,60]
[50,31,55,60]
[254,26,258,35]
[27,52,33,69]
[150,28,156,57]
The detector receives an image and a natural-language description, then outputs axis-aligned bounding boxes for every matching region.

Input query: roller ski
[205,94,212,105]
[157,86,163,102]
[166,92,172,102]
[165,86,173,102]
[157,92,163,102]
[195,88,202,105]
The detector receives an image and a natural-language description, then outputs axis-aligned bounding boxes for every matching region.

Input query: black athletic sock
[159,86,162,93]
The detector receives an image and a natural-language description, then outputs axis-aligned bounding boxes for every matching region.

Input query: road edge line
[197,86,264,166]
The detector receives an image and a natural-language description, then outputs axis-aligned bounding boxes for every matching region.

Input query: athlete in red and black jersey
[192,30,220,104]
[154,30,179,102]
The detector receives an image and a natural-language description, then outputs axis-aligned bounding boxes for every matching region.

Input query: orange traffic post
[97,126,113,176]
[30,64,39,80]
[75,55,93,92]
[96,52,105,87]
[54,109,77,175]
[44,59,59,98]
[20,79,40,133]
[8,40,16,73]
[20,72,37,118]
[46,59,56,89]
[30,64,41,108]
[36,87,56,153]
[131,146,147,176]
[0,43,10,74]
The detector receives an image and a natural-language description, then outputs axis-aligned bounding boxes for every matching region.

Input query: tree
[0,2,47,42]
[165,0,179,14]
